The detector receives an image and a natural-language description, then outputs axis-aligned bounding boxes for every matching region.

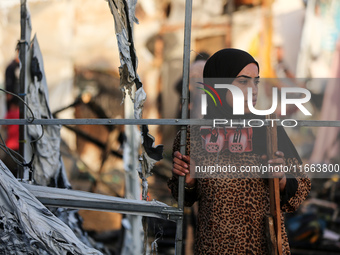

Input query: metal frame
[22,184,183,221]
[176,0,193,253]
[10,0,340,254]
[11,0,192,254]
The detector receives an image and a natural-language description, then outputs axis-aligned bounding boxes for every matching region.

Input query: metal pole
[175,0,192,254]
[2,119,340,127]
[18,0,27,179]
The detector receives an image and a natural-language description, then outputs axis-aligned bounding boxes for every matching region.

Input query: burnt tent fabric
[141,125,163,162]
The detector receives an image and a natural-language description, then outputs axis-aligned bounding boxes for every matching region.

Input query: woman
[168,49,311,254]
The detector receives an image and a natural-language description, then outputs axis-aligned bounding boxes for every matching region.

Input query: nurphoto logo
[199,83,311,116]
[197,82,312,128]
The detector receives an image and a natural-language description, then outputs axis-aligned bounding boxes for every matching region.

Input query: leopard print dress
[168,127,311,255]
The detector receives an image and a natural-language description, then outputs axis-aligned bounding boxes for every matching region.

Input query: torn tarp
[138,125,164,200]
[106,0,163,197]
[107,0,143,102]
[26,35,71,188]
[0,160,102,255]
[107,0,148,120]
[0,3,103,253]
[107,1,164,252]
[26,35,109,254]
[134,86,146,120]
[140,125,163,178]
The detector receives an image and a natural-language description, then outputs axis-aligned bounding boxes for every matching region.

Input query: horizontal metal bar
[23,183,183,221]
[1,119,340,127]
[0,118,201,126]
[296,120,340,127]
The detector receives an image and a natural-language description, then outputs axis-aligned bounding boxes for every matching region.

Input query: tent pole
[18,0,28,180]
[176,0,193,254]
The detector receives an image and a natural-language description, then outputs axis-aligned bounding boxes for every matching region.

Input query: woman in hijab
[168,48,311,254]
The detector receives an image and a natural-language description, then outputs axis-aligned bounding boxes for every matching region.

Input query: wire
[0,88,45,176]
[0,88,35,122]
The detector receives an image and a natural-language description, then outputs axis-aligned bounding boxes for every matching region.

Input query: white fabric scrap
[134,87,147,119]
[137,161,149,200]
[139,151,159,179]
[107,0,141,102]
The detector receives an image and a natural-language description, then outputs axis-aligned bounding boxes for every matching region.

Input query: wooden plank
[266,113,282,255]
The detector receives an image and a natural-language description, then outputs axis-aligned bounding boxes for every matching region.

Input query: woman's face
[226,63,259,114]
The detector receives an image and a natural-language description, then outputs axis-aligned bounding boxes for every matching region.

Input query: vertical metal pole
[175,0,192,254]
[18,0,27,179]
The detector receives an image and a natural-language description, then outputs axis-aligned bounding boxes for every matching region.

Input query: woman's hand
[173,151,196,187]
[261,151,287,192]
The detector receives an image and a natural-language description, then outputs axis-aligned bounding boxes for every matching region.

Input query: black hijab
[201,48,301,163]
[203,48,259,120]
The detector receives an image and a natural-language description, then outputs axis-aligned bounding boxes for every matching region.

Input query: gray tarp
[27,35,71,188]
[0,4,104,253]
[25,34,106,253]
[0,160,102,255]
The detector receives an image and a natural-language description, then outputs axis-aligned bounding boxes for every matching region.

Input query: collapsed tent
[0,160,102,255]
[26,35,108,253]
[0,3,106,254]
[0,0,164,253]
